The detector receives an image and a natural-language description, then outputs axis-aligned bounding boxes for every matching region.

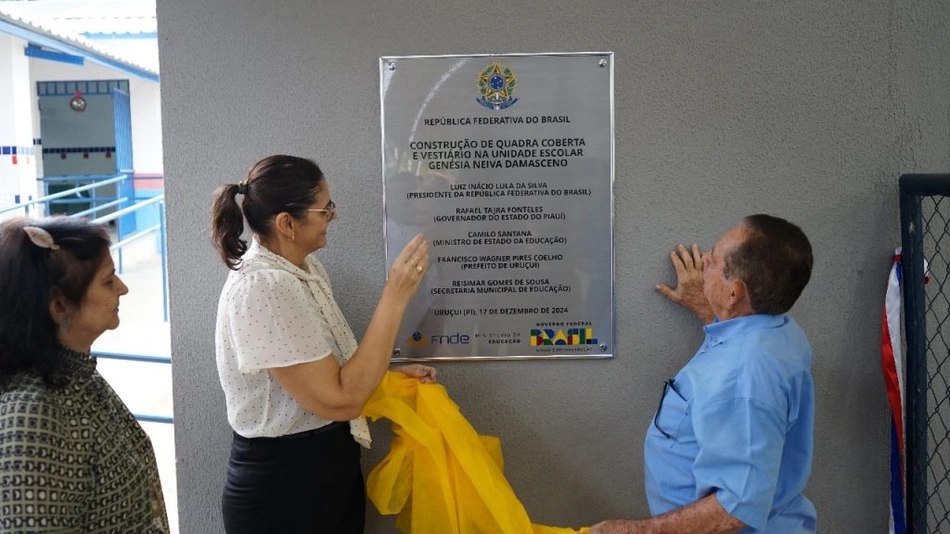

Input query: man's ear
[728,279,745,300]
[728,279,754,313]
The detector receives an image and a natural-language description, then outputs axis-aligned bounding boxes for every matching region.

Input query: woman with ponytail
[0,216,169,532]
[211,155,436,533]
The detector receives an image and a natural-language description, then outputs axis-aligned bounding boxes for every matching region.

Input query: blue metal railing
[93,350,173,424]
[94,351,172,366]
[0,173,130,218]
[73,197,129,218]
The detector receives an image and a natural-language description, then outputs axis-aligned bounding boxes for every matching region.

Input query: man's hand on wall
[655,243,715,324]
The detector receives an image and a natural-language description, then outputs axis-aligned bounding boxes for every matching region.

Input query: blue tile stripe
[0,146,37,156]
[42,146,116,154]
[37,79,130,97]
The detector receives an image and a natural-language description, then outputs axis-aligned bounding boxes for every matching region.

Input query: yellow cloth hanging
[363,371,589,534]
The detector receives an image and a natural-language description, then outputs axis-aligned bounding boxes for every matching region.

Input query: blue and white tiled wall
[0,140,39,215]
[1,145,37,158]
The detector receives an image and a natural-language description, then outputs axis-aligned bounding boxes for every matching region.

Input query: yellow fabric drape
[364,371,589,534]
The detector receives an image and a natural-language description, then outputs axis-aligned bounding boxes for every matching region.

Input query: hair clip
[24,226,60,250]
[237,181,248,195]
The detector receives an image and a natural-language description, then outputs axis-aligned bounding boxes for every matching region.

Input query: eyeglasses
[653,378,675,439]
[307,200,337,221]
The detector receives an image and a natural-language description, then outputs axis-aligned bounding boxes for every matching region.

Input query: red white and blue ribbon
[882,248,906,534]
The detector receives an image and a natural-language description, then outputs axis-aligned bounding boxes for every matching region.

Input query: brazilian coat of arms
[476,62,518,110]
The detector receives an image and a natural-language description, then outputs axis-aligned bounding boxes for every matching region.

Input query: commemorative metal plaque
[381,52,614,361]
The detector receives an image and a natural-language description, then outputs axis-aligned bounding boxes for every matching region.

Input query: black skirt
[221,422,365,533]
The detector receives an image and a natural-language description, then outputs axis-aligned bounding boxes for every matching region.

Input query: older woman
[211,154,436,533]
[0,216,168,532]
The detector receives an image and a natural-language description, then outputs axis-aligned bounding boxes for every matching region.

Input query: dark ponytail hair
[0,216,111,384]
[211,155,325,270]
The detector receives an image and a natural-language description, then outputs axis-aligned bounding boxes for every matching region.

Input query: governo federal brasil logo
[476,62,518,110]
[530,327,598,346]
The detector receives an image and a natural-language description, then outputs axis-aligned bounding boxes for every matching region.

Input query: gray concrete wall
[156,1,950,532]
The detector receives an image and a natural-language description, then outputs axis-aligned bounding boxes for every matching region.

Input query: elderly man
[591,214,817,534]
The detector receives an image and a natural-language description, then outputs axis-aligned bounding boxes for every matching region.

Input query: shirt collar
[703,313,788,346]
[52,343,96,383]
[246,236,317,282]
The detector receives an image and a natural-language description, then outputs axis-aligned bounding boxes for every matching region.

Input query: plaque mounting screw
[599,343,607,351]
[393,347,401,357]
[598,59,607,68]
[387,61,396,71]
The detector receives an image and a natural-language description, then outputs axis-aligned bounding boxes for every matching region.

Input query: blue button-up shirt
[644,314,817,533]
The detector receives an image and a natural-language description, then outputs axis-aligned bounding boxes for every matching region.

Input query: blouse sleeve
[0,394,90,530]
[226,269,336,372]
